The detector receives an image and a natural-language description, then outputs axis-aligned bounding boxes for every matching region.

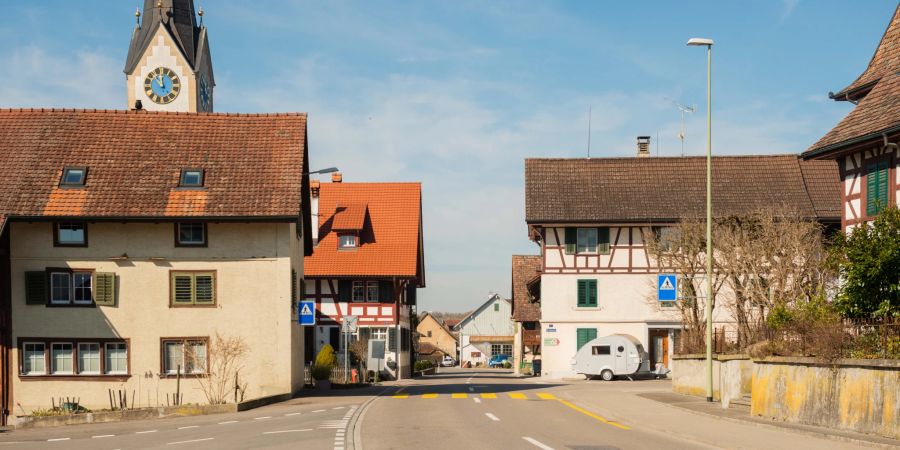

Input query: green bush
[315,344,338,368]
[502,361,512,369]
[311,364,332,381]
[414,360,433,371]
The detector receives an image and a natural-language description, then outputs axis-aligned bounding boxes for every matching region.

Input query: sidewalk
[553,380,898,450]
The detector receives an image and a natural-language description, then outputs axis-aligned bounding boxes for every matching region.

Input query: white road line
[485,413,500,422]
[218,420,238,424]
[312,409,326,412]
[333,406,345,409]
[262,429,312,434]
[168,437,214,445]
[177,425,199,429]
[92,435,115,438]
[473,397,481,404]
[47,438,70,442]
[135,430,157,434]
[254,416,272,420]
[523,437,555,450]
[285,412,302,416]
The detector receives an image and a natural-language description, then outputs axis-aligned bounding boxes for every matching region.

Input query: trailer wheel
[600,369,614,381]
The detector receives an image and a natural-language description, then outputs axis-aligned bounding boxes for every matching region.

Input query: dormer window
[339,234,358,249]
[60,167,86,187]
[179,169,204,187]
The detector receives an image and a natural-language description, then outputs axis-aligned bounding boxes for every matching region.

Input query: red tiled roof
[831,4,900,101]
[305,182,424,281]
[511,255,541,322]
[443,319,461,328]
[0,109,309,221]
[332,203,367,231]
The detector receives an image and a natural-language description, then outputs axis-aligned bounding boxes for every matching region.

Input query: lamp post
[687,37,714,403]
[304,167,339,176]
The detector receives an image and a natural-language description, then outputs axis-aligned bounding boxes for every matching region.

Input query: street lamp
[304,167,339,176]
[687,36,714,403]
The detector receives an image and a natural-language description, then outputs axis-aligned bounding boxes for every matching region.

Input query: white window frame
[104,342,128,375]
[339,234,358,249]
[50,342,74,375]
[78,342,101,375]
[371,327,388,341]
[576,228,598,254]
[72,272,93,305]
[352,281,366,302]
[162,339,208,375]
[22,342,46,375]
[50,272,71,304]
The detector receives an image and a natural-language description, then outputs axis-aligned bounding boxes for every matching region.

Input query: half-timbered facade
[525,155,840,378]
[510,255,541,375]
[803,4,900,230]
[304,178,425,380]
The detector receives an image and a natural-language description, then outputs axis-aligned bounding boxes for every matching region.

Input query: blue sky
[0,1,893,312]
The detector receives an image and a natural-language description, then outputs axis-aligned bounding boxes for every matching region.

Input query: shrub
[315,344,338,368]
[414,360,433,371]
[502,361,512,369]
[311,364,332,381]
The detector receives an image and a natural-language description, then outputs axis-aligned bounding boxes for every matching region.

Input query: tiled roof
[304,182,424,280]
[332,203,367,231]
[806,5,900,156]
[525,155,840,224]
[0,109,309,222]
[511,255,541,322]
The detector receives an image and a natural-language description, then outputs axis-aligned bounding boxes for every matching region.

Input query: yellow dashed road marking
[508,393,527,400]
[480,393,497,399]
[451,393,468,399]
[392,394,409,399]
[422,393,438,399]
[537,393,557,400]
[557,399,631,430]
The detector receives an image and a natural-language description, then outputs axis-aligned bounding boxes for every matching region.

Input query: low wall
[671,354,751,407]
[752,357,900,439]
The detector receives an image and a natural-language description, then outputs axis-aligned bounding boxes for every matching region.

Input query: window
[371,327,388,340]
[426,330,432,337]
[490,344,512,356]
[51,343,74,375]
[78,343,100,375]
[592,345,611,355]
[494,303,500,312]
[162,339,208,375]
[366,281,379,302]
[55,222,87,246]
[352,281,379,302]
[60,167,87,186]
[22,343,45,375]
[49,270,94,305]
[352,281,366,301]
[339,234,358,249]
[866,161,890,216]
[565,227,610,254]
[105,342,127,374]
[576,328,598,351]
[577,279,598,307]
[170,272,216,306]
[577,228,598,253]
[179,169,204,187]
[176,223,206,246]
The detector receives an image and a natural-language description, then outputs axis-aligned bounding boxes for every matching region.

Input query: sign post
[342,316,358,384]
[298,300,316,326]
[657,274,677,302]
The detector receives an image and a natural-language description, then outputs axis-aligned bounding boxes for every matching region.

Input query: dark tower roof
[124,0,204,74]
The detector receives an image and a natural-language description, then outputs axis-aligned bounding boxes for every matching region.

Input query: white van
[569,334,650,381]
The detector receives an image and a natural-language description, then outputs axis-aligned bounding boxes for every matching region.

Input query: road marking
[391,394,409,399]
[452,393,468,399]
[333,406,345,409]
[473,397,481,404]
[92,435,115,438]
[537,393,557,400]
[136,430,158,434]
[422,393,438,399]
[509,393,527,399]
[218,420,238,424]
[178,425,199,429]
[254,416,272,420]
[556,399,631,430]
[285,412,302,416]
[480,393,497,399]
[47,438,70,442]
[168,437,214,445]
[263,429,312,434]
[523,437,556,450]
[313,409,326,412]
[485,413,500,421]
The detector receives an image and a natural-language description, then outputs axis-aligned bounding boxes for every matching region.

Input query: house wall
[416,315,457,358]
[840,146,899,231]
[458,298,514,366]
[9,221,302,413]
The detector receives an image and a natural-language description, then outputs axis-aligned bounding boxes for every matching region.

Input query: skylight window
[179,169,204,187]
[60,167,86,186]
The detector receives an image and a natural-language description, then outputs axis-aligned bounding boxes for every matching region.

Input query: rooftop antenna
[672,100,695,156]
[587,106,592,159]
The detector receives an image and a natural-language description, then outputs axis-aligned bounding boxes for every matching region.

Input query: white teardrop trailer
[569,334,670,381]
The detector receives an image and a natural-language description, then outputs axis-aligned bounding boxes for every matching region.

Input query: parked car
[440,355,456,367]
[488,354,510,368]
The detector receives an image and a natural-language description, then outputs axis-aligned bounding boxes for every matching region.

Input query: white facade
[457,296,515,367]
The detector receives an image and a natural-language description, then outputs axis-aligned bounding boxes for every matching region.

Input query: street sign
[545,324,557,333]
[543,337,559,347]
[657,274,677,301]
[342,315,358,333]
[298,300,316,325]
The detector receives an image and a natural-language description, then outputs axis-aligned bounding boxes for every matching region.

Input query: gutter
[803,124,900,159]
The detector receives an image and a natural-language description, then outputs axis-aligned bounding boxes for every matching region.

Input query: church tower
[124,0,214,112]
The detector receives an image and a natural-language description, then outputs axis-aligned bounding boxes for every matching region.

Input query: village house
[456,294,515,367]
[802,4,900,227]
[510,255,541,375]
[415,313,458,362]
[524,152,840,378]
[303,178,425,380]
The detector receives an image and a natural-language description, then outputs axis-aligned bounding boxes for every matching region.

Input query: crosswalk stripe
[537,393,557,400]
[451,393,468,399]
[392,394,409,399]
[480,393,497,399]
[509,393,527,400]
[422,393,438,399]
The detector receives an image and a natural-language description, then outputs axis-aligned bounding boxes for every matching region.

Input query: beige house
[0,108,313,422]
[416,313,458,361]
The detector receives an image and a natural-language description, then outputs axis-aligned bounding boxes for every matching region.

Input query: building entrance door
[649,329,669,369]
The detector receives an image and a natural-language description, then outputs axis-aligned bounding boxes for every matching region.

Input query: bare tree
[186,333,248,404]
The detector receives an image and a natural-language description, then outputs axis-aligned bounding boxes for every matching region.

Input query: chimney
[331,172,343,183]
[310,179,320,198]
[637,136,651,157]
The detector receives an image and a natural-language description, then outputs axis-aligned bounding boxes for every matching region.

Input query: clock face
[199,74,211,111]
[144,67,181,104]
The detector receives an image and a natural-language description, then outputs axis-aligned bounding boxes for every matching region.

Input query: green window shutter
[564,228,576,255]
[597,227,610,254]
[576,328,597,351]
[194,274,215,304]
[388,328,397,352]
[172,275,193,304]
[866,162,889,216]
[25,271,47,305]
[588,280,598,307]
[291,269,297,301]
[93,272,116,306]
[577,280,587,306]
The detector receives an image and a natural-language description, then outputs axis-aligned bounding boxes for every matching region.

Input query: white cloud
[780,0,800,22]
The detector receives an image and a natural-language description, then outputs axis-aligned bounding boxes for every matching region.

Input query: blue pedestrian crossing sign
[657,274,677,301]
[298,300,316,325]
